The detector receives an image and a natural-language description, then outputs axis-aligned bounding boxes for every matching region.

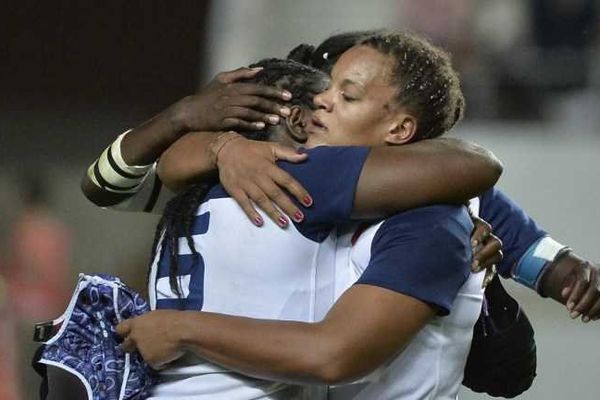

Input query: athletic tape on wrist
[110,131,154,175]
[512,236,567,291]
[88,162,143,194]
[88,130,153,193]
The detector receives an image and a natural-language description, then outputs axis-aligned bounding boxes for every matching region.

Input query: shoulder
[375,204,473,242]
[277,146,370,178]
[358,205,473,315]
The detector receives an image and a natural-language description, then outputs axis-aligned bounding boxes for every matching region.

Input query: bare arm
[353,137,502,219]
[119,284,434,384]
[159,134,502,221]
[81,67,292,208]
[156,132,220,192]
[80,106,185,207]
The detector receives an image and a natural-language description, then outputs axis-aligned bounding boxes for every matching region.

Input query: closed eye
[341,91,357,102]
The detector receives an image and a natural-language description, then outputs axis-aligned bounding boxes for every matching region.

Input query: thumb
[272,144,308,163]
[116,320,131,337]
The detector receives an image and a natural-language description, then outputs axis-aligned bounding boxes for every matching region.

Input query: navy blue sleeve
[355,205,473,315]
[278,146,370,242]
[479,188,547,277]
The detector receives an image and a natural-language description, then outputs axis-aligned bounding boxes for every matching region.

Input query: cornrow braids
[150,58,328,296]
[360,31,465,140]
[249,58,329,112]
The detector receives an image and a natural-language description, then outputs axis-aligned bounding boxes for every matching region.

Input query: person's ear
[385,114,417,145]
[285,105,308,143]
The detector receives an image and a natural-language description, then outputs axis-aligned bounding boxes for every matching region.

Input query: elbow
[312,361,355,385]
[80,170,133,207]
[303,336,369,385]
[156,153,188,193]
[80,173,106,207]
[486,154,503,186]
[470,144,503,188]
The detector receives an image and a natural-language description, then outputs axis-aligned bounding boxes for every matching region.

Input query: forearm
[157,131,220,192]
[176,311,335,384]
[173,286,430,385]
[120,103,191,165]
[81,104,186,207]
[353,137,503,218]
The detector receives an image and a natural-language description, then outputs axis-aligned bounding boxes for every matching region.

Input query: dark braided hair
[150,58,328,296]
[360,31,465,140]
[248,58,329,112]
[287,30,465,141]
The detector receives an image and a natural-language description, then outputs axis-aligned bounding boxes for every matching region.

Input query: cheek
[333,110,371,137]
[348,110,384,138]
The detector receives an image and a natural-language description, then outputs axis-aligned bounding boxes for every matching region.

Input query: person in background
[6,173,72,400]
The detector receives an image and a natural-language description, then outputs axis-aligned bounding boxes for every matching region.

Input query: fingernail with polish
[280,107,291,116]
[255,121,266,129]
[278,216,288,227]
[303,196,313,207]
[293,211,304,222]
[583,316,590,323]
[282,91,292,100]
[570,311,581,319]
[269,115,280,124]
[254,216,264,226]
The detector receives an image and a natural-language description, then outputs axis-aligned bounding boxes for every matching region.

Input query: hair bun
[286,44,316,65]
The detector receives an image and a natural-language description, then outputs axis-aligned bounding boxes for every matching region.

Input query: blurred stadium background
[0,1,598,399]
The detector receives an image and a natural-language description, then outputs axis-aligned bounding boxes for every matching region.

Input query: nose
[313,89,333,112]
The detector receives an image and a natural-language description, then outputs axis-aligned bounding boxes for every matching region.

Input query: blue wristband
[512,236,566,291]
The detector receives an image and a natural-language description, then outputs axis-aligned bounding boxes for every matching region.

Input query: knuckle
[268,190,284,200]
[238,108,252,118]
[254,194,269,204]
[492,236,503,246]
[248,96,261,107]
[277,175,293,187]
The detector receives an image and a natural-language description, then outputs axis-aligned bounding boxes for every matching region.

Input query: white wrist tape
[110,131,154,175]
[512,236,567,291]
[89,130,153,193]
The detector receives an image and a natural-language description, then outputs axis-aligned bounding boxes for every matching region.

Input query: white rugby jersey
[147,146,369,400]
[329,203,482,400]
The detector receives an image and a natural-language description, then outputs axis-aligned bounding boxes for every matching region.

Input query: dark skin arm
[352,138,502,219]
[80,67,296,207]
[80,105,186,207]
[158,133,503,223]
[118,284,434,384]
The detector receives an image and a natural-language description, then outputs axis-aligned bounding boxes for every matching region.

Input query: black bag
[462,276,537,398]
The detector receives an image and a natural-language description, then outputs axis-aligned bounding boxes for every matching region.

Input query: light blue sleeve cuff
[512,236,567,291]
